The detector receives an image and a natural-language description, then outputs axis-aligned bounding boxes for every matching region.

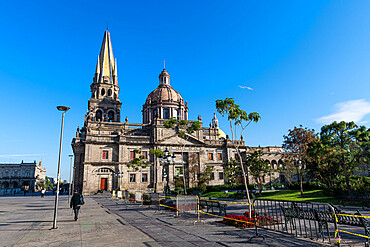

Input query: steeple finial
[164,60,165,69]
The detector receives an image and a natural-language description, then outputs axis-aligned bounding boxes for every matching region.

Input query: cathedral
[72,30,283,195]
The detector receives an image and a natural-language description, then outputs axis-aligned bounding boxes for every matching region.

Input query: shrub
[222,210,280,228]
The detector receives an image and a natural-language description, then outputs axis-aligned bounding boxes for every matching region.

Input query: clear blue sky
[1,1,369,180]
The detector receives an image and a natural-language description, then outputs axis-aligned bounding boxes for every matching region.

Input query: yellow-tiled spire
[96,30,115,84]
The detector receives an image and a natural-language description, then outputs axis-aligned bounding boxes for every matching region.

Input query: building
[72,30,284,195]
[0,160,46,194]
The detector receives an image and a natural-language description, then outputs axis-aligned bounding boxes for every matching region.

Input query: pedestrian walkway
[0,195,158,246]
[95,196,329,246]
[1,195,366,246]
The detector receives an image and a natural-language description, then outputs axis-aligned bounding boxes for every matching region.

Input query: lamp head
[164,149,169,157]
[158,154,163,163]
[57,106,70,112]
[172,153,176,163]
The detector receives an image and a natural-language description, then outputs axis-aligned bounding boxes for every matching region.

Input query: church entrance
[100,178,107,191]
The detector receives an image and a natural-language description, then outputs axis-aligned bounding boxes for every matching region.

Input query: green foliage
[282,125,318,196]
[163,117,178,128]
[287,181,326,190]
[198,165,214,187]
[216,98,260,127]
[163,118,200,136]
[128,149,149,171]
[258,189,339,204]
[246,150,270,195]
[309,121,370,192]
[333,175,370,194]
[149,148,163,157]
[179,120,187,126]
[187,121,201,134]
[174,176,185,194]
[216,97,261,208]
[223,158,242,185]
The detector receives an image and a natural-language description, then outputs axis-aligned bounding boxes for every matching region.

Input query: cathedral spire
[95,30,116,84]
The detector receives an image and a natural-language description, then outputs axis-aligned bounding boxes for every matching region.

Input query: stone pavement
[0,195,158,247]
[0,194,366,246]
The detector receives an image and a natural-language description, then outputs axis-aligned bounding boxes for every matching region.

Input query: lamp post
[296,160,303,197]
[115,170,124,190]
[52,105,70,230]
[158,148,176,198]
[68,154,73,203]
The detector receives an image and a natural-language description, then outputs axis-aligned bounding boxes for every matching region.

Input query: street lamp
[115,170,124,190]
[158,148,176,197]
[52,105,70,230]
[68,154,73,203]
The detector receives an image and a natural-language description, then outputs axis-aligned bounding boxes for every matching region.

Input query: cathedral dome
[142,68,188,124]
[145,84,183,104]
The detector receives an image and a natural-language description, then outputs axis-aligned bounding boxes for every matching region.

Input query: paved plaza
[0,195,367,246]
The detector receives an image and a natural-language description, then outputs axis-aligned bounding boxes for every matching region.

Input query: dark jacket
[70,192,84,208]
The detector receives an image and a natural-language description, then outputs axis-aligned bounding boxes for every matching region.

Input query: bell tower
[86,30,122,122]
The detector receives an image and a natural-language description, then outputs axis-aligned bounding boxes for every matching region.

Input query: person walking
[70,190,84,221]
[41,189,45,198]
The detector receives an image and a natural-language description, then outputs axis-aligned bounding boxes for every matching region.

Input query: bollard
[336,236,341,247]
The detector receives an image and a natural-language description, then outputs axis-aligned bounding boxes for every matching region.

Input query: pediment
[158,133,205,146]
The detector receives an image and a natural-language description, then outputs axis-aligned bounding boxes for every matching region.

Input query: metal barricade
[135,191,143,203]
[251,199,338,244]
[124,190,129,204]
[176,195,198,215]
[149,193,160,210]
[117,190,122,199]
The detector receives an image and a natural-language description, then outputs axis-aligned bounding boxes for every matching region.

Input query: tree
[188,152,200,187]
[45,176,52,190]
[317,121,369,192]
[282,125,318,197]
[128,149,149,192]
[306,141,341,189]
[163,118,201,194]
[222,158,242,185]
[197,165,214,192]
[245,150,270,195]
[216,97,261,212]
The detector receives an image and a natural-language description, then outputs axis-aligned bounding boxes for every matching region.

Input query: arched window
[108,89,112,96]
[96,110,103,121]
[271,160,277,169]
[114,93,117,100]
[163,108,170,119]
[153,109,158,120]
[101,88,105,96]
[108,111,114,122]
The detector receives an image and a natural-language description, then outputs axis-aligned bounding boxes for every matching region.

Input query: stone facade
[72,30,284,195]
[0,161,46,194]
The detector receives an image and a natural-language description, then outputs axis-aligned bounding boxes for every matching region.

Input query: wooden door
[100,178,107,191]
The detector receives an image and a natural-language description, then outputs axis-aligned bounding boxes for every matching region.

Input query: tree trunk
[343,164,351,193]
[237,150,252,213]
[258,178,262,196]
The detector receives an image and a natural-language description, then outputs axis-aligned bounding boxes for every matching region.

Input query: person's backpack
[79,194,85,205]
